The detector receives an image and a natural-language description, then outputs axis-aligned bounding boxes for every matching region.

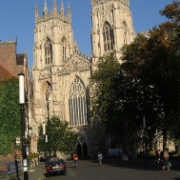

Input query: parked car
[39,156,45,162]
[108,148,125,158]
[46,158,66,176]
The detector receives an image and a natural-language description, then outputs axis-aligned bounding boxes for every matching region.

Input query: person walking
[98,151,103,166]
[162,148,170,170]
[155,150,163,171]
[73,153,78,168]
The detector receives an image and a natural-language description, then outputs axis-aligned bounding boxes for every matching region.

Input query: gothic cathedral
[32,0,135,158]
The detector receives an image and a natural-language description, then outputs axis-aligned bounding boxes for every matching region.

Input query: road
[24,159,180,180]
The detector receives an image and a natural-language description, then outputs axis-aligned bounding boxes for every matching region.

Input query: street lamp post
[143,116,148,162]
[18,72,29,180]
[43,122,48,166]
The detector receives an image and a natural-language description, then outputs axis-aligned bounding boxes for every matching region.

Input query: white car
[108,148,124,158]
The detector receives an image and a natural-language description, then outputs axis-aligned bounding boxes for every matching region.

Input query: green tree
[38,116,77,156]
[90,1,180,150]
[0,78,21,155]
[91,55,138,148]
[121,0,180,149]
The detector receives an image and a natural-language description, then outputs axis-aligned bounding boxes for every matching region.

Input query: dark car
[39,156,45,162]
[46,158,66,176]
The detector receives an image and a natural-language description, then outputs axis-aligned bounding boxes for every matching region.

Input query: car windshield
[48,160,62,166]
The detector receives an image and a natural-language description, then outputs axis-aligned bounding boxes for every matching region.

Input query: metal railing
[0,161,21,179]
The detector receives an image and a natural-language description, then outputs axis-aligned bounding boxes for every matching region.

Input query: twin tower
[33,0,135,71]
[31,0,135,155]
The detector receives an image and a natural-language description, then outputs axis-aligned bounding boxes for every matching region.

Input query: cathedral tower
[32,0,77,126]
[91,0,135,70]
[31,0,135,157]
[32,0,91,155]
[33,0,74,71]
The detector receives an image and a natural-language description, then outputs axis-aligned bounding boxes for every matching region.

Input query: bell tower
[91,0,135,70]
[33,0,75,71]
[32,0,77,128]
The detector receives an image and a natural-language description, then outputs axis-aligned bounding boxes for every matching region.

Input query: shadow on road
[87,157,180,172]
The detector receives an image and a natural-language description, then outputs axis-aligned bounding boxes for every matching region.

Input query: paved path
[17,159,180,180]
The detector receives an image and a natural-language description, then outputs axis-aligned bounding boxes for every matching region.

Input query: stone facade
[31,0,135,158]
[91,0,135,70]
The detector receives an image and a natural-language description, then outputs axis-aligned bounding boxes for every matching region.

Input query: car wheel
[62,171,66,175]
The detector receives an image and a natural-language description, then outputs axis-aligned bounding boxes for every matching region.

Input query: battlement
[73,50,91,61]
[91,0,129,6]
[35,1,71,23]
[36,13,71,24]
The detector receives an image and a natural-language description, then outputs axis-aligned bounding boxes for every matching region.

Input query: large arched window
[45,82,51,119]
[45,38,52,64]
[69,77,87,126]
[103,22,114,52]
[45,82,51,101]
[62,37,66,62]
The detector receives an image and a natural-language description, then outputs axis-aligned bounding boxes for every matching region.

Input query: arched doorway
[83,142,88,159]
[77,143,82,158]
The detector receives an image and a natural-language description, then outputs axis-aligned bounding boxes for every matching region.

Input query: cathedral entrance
[77,143,82,158]
[76,142,88,159]
[83,142,88,159]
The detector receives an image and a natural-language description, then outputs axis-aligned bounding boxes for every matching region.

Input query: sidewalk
[103,157,179,170]
[18,163,47,180]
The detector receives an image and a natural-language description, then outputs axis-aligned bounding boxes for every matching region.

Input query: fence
[0,161,21,180]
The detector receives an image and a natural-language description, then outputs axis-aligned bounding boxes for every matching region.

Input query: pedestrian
[98,151,103,166]
[155,149,163,171]
[162,148,170,170]
[98,151,103,160]
[73,153,78,167]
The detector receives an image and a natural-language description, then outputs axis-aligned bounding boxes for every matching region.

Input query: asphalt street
[19,159,180,180]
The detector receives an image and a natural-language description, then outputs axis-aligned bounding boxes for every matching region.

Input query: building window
[45,82,51,119]
[45,38,52,65]
[103,22,114,52]
[62,37,66,62]
[69,77,88,126]
[123,20,128,44]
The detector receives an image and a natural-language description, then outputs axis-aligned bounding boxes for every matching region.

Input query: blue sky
[0,0,173,69]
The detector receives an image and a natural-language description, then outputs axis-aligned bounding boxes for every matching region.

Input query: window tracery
[103,22,114,52]
[45,38,52,65]
[69,77,88,126]
[62,37,66,62]
[45,82,51,119]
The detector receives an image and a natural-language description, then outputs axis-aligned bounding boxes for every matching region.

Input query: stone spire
[60,1,64,15]
[53,0,57,12]
[67,3,71,18]
[35,2,39,21]
[43,0,48,15]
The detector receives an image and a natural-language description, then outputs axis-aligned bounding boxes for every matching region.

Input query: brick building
[0,41,30,81]
[0,40,32,155]
[0,64,15,80]
[0,40,31,100]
